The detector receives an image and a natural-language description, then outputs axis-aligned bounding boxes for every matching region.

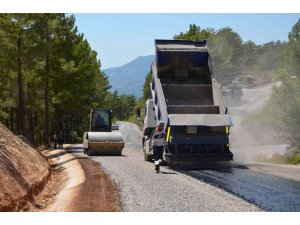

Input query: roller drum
[83,131,124,156]
[87,131,123,142]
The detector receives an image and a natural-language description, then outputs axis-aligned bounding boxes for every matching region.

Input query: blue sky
[73,14,300,69]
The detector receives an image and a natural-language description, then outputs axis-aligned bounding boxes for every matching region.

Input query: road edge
[44,148,120,212]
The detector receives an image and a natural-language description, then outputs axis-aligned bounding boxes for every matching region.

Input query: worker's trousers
[153,145,163,165]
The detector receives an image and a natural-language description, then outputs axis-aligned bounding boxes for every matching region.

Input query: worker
[150,121,165,173]
[58,130,64,149]
[53,131,58,149]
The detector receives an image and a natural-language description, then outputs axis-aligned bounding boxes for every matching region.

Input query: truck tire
[160,159,167,166]
[144,152,152,161]
[143,143,152,161]
[87,148,91,156]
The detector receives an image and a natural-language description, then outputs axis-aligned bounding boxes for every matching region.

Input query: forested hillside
[142,24,293,100]
[173,24,291,83]
[0,14,135,145]
[243,19,300,151]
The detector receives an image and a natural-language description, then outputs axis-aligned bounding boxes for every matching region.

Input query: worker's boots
[154,160,160,173]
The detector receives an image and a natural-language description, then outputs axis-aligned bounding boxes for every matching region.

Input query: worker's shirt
[151,130,165,147]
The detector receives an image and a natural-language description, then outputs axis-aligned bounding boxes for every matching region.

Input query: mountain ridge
[104,55,154,98]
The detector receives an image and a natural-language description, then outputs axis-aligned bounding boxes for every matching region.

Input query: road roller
[83,109,124,156]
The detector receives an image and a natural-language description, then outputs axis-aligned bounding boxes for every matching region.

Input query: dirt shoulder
[44,147,120,212]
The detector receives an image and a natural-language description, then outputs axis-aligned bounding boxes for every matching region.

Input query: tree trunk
[64,114,70,143]
[10,106,14,132]
[44,24,50,145]
[17,33,26,136]
[5,107,9,128]
[70,111,73,143]
[27,84,34,144]
[16,108,19,134]
[44,54,50,145]
[33,111,39,146]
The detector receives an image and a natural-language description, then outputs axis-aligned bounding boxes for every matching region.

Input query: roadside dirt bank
[0,123,50,211]
[0,122,119,212]
[45,146,120,212]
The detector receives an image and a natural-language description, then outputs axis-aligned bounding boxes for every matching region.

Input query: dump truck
[142,39,233,164]
[83,109,124,156]
[221,80,243,102]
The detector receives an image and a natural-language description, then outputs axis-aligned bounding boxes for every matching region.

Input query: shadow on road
[160,171,177,175]
[87,154,128,157]
[51,157,89,168]
[47,150,69,159]
[167,162,249,172]
[65,146,82,150]
[47,148,85,159]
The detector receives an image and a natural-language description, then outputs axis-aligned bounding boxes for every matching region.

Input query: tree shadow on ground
[51,157,88,168]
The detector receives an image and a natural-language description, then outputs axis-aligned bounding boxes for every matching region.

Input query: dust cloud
[228,83,287,163]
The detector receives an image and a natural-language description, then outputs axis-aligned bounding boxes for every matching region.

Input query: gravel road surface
[65,83,300,212]
[69,121,300,212]
[70,122,261,212]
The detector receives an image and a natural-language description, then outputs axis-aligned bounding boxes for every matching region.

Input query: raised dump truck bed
[143,39,233,164]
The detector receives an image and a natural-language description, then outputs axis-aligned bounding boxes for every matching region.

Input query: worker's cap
[157,121,164,126]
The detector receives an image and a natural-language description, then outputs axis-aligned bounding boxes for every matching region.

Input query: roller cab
[83,109,124,156]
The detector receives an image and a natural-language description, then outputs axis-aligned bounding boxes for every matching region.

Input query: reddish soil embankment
[0,122,120,212]
[0,123,50,211]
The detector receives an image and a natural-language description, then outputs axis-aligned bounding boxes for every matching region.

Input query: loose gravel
[75,122,261,212]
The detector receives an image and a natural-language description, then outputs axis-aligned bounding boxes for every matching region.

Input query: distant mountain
[104,55,154,98]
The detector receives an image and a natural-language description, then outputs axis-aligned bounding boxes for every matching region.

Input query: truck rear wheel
[144,152,152,161]
[83,147,87,155]
[87,148,91,156]
[143,142,152,161]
